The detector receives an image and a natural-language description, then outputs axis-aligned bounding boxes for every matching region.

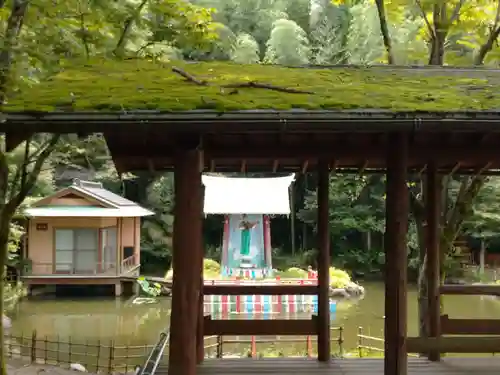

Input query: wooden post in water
[384,133,409,375]
[317,160,331,362]
[168,147,203,375]
[426,161,441,361]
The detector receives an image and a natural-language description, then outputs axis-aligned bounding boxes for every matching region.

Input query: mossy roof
[6,58,500,112]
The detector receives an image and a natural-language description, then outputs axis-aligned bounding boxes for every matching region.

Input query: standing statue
[238,214,258,257]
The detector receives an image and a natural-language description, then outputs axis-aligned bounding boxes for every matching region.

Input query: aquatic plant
[136,277,162,297]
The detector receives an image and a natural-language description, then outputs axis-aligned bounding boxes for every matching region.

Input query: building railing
[122,254,138,273]
[25,261,122,276]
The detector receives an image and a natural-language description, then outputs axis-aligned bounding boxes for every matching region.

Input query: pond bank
[7,359,96,375]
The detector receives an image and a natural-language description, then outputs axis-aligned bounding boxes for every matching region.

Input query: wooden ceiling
[106,130,500,175]
[4,111,500,175]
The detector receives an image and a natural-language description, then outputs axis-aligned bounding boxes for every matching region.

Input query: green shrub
[329,267,351,288]
[165,258,222,280]
[203,258,221,273]
[277,267,308,278]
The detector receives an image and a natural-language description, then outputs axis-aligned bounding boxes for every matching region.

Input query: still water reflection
[10,282,500,352]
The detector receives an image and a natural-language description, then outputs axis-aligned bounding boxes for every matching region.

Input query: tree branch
[414,0,436,38]
[449,0,467,24]
[8,134,32,201]
[443,176,485,244]
[474,0,500,65]
[7,134,60,211]
[172,66,315,94]
[113,0,149,57]
[374,0,395,64]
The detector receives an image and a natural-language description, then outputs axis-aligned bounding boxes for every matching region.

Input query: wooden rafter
[301,160,309,174]
[358,161,369,175]
[272,160,279,172]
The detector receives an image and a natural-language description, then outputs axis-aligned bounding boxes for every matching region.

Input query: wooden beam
[202,144,500,162]
[204,316,318,336]
[474,162,492,177]
[330,160,338,172]
[440,284,500,296]
[359,161,369,175]
[117,144,500,166]
[240,159,246,173]
[425,161,441,362]
[480,132,492,143]
[272,159,279,172]
[448,162,461,176]
[203,284,318,295]
[441,315,500,335]
[209,159,215,172]
[384,132,409,375]
[168,148,202,375]
[317,160,330,362]
[418,164,427,176]
[407,336,500,353]
[301,160,309,174]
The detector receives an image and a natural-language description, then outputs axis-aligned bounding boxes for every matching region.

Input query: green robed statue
[238,214,259,257]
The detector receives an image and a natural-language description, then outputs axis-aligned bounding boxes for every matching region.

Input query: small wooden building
[22,179,154,295]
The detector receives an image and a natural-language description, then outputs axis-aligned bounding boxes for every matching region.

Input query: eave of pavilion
[3,109,500,174]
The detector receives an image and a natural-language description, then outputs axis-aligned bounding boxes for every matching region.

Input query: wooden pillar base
[426,162,441,362]
[384,133,408,375]
[317,160,330,362]
[114,282,123,297]
[168,148,203,375]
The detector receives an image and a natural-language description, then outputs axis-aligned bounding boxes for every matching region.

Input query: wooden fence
[4,331,154,373]
[204,326,345,358]
[356,327,384,357]
[5,326,380,373]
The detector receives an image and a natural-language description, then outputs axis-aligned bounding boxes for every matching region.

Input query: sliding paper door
[74,229,98,273]
[55,229,74,273]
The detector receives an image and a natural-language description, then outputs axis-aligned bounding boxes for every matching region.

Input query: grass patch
[6,58,499,112]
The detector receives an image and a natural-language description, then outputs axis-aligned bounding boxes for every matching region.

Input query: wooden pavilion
[2,60,500,375]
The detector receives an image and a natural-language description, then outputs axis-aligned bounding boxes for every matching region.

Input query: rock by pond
[329,281,365,299]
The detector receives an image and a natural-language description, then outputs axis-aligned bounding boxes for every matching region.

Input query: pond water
[8,282,500,355]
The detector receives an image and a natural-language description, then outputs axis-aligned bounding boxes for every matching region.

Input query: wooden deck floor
[157,357,500,375]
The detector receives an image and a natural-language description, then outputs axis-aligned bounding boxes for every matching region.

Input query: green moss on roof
[7,58,500,112]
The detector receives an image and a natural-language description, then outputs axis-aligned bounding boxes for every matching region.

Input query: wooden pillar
[196,275,204,363]
[168,148,203,375]
[426,162,441,361]
[197,185,206,364]
[317,160,330,362]
[384,133,408,375]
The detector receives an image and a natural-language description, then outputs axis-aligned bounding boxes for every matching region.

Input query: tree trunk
[475,0,500,65]
[374,0,395,64]
[428,4,447,66]
[416,224,428,347]
[479,239,486,276]
[0,0,29,105]
[428,31,446,66]
[0,216,11,375]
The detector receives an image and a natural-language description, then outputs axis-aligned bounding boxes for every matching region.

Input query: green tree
[230,33,260,63]
[264,19,311,65]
